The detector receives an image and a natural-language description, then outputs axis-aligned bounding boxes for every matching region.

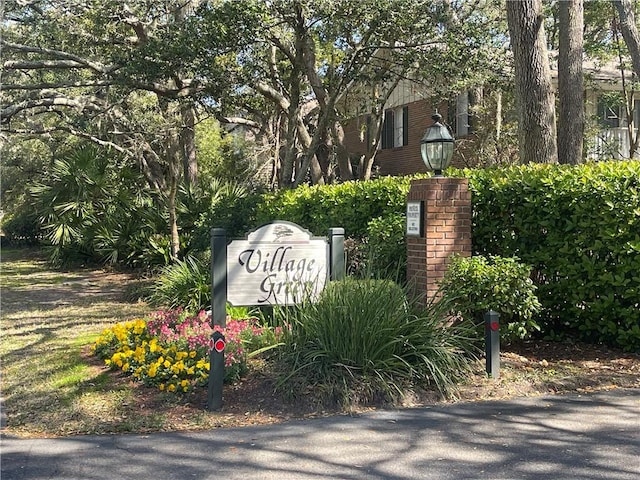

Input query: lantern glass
[420,113,454,175]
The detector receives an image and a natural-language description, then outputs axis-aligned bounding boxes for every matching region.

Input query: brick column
[406,178,472,304]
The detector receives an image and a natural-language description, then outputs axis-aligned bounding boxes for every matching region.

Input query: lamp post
[420,113,454,176]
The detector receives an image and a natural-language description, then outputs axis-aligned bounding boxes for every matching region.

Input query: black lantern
[420,113,454,176]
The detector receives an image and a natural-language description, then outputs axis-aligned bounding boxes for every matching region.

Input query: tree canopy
[2,0,640,267]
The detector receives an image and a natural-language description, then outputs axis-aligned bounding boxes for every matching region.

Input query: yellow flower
[132,319,146,335]
[189,351,197,358]
[163,360,171,368]
[167,384,176,392]
[180,379,189,388]
[133,346,145,363]
[159,383,165,391]
[176,351,188,361]
[171,361,185,374]
[122,362,129,371]
[111,352,123,368]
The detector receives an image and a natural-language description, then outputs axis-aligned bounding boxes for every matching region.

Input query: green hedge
[233,161,639,351]
[439,254,542,342]
[254,176,420,237]
[465,161,640,351]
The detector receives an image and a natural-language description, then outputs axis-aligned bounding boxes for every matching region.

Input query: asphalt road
[2,389,639,480]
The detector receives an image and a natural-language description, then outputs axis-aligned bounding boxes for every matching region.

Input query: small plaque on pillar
[406,200,424,237]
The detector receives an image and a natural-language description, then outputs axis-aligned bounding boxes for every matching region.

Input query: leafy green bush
[366,213,407,282]
[0,208,42,246]
[273,278,478,408]
[255,176,417,237]
[183,180,261,253]
[151,256,211,311]
[29,147,164,268]
[440,255,542,341]
[465,161,640,351]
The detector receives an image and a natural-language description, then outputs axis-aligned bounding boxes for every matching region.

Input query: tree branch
[1,96,104,122]
[1,40,112,73]
[1,80,113,91]
[3,126,131,155]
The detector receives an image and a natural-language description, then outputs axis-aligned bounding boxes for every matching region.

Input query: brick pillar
[406,178,472,304]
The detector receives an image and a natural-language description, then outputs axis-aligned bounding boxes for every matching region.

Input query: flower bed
[93,309,278,393]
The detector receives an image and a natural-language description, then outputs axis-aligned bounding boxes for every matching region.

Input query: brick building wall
[342,99,466,177]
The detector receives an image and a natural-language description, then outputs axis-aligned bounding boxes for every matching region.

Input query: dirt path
[1,249,138,312]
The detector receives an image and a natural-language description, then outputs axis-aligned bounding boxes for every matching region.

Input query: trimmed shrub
[465,161,640,351]
[440,254,542,342]
[254,176,417,237]
[366,213,407,282]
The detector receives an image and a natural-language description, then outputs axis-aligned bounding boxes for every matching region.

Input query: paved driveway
[2,389,639,480]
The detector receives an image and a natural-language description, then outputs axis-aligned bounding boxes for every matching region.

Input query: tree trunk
[506,0,558,164]
[165,126,182,260]
[613,0,640,79]
[180,102,198,186]
[168,170,180,260]
[558,0,584,165]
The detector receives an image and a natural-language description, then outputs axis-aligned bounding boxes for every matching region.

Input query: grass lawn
[0,248,154,436]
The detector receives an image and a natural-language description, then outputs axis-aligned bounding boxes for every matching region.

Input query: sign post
[328,227,345,281]
[208,228,227,411]
[485,310,500,378]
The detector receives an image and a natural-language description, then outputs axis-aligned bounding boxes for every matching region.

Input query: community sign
[226,221,328,306]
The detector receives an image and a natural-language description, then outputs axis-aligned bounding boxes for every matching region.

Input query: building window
[597,96,640,129]
[382,106,408,149]
[597,95,621,128]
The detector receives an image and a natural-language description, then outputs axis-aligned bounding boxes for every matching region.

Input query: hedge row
[249,161,640,351]
[465,161,640,351]
[254,176,421,237]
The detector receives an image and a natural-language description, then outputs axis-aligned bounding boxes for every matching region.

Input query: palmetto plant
[150,255,211,312]
[31,146,160,267]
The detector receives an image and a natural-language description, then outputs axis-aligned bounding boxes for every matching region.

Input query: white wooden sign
[226,222,328,306]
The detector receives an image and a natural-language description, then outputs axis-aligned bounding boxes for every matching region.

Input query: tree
[234,0,509,184]
[0,0,255,258]
[506,0,558,164]
[557,0,584,165]
[612,0,640,79]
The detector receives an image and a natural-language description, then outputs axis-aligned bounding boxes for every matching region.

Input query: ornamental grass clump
[273,278,479,409]
[93,309,276,393]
